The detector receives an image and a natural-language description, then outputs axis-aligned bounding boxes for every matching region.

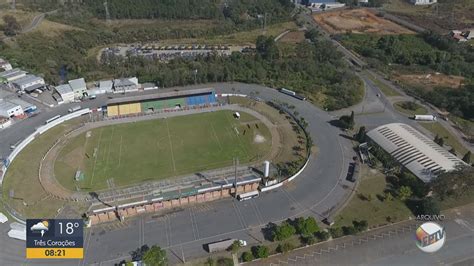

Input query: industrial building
[55,84,75,103]
[113,77,139,93]
[6,98,37,113]
[107,88,217,117]
[0,100,23,118]
[367,123,468,183]
[12,74,45,93]
[68,78,87,99]
[0,68,27,82]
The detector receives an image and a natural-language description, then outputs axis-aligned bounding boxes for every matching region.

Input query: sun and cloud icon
[30,220,49,237]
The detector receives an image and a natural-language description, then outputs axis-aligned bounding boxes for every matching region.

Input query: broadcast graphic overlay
[415,222,446,253]
[26,219,84,259]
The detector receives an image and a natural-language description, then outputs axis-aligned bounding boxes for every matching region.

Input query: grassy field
[1,119,87,218]
[393,101,428,116]
[335,166,412,228]
[419,122,468,156]
[55,110,272,191]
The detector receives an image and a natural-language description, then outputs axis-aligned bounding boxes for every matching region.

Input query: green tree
[252,245,269,259]
[304,28,320,42]
[241,251,254,262]
[3,15,21,36]
[342,225,357,235]
[418,198,440,216]
[355,126,366,143]
[205,257,215,266]
[315,231,330,241]
[449,147,456,156]
[434,134,444,146]
[303,235,316,245]
[462,151,471,164]
[295,217,320,236]
[277,242,294,253]
[329,227,344,238]
[142,245,167,266]
[398,186,413,201]
[272,221,296,241]
[352,220,368,232]
[228,240,241,254]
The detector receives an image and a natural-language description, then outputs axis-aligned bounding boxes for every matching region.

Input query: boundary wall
[0,108,92,184]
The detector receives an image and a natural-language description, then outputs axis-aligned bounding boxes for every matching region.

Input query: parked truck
[68,105,82,113]
[206,239,247,253]
[413,115,437,121]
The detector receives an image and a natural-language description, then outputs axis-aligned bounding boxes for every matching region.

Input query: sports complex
[1,87,309,224]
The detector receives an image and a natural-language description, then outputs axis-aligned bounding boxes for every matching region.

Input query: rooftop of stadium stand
[367,123,468,183]
[108,87,215,105]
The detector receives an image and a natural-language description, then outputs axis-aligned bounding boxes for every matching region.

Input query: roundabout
[0,83,355,265]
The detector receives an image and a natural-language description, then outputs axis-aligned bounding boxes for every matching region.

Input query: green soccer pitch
[54,110,272,191]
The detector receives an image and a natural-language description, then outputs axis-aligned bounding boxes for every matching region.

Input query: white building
[12,75,45,93]
[7,98,37,113]
[0,100,23,118]
[55,84,75,103]
[367,123,468,183]
[411,0,437,5]
[68,78,87,99]
[0,68,27,82]
[0,116,12,129]
[113,77,139,93]
[0,58,12,71]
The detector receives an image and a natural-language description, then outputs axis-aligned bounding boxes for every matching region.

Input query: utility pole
[104,1,111,23]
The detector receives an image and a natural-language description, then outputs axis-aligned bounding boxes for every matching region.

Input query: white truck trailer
[413,115,437,121]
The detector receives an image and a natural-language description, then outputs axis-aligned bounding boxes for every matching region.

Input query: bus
[45,115,61,124]
[237,190,259,201]
[279,88,306,101]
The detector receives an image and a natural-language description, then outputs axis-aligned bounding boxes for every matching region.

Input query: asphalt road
[0,82,359,265]
[256,204,474,266]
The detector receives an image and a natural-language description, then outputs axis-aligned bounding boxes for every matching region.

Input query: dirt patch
[278,31,306,44]
[313,8,414,35]
[254,134,266,143]
[393,72,465,90]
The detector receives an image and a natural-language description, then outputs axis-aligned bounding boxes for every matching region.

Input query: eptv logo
[415,222,445,253]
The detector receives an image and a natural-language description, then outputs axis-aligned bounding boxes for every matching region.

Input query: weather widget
[26,219,84,259]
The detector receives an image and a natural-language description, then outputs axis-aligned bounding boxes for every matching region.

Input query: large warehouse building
[107,88,217,117]
[367,123,468,183]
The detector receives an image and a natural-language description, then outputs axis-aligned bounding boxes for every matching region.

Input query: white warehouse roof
[367,123,467,183]
[55,84,73,95]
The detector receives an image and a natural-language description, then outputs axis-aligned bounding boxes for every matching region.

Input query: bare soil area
[313,8,414,35]
[393,72,465,90]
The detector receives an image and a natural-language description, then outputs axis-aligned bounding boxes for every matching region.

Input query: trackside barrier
[0,108,92,184]
[216,94,312,193]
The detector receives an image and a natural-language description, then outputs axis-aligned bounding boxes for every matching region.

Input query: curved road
[0,82,357,265]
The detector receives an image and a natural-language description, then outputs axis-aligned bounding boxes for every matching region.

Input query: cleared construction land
[54,110,272,191]
[392,72,465,91]
[313,9,414,35]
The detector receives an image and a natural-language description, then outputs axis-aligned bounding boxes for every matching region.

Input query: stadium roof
[367,123,468,183]
[108,88,215,105]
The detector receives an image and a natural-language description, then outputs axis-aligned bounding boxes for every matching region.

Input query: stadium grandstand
[367,123,468,183]
[107,88,217,116]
